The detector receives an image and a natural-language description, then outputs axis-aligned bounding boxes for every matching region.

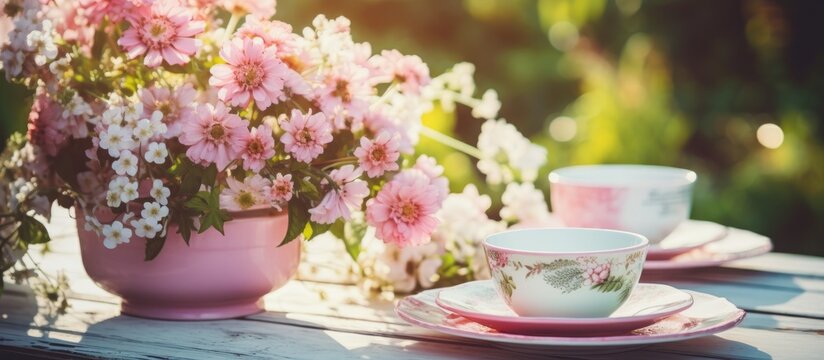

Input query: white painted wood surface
[1,208,823,359]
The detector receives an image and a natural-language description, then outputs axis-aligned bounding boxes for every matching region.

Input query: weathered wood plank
[2,284,823,360]
[645,279,824,319]
[6,206,821,359]
[645,267,824,293]
[726,253,824,278]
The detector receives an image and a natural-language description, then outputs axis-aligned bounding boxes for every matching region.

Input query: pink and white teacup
[549,165,696,244]
[483,228,648,318]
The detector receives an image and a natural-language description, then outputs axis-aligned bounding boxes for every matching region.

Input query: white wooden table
[1,208,823,359]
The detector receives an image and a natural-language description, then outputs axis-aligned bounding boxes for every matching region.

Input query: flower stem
[371,83,399,109]
[419,126,483,159]
[320,158,359,171]
[223,13,242,42]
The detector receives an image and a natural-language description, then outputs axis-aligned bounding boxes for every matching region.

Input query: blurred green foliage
[2,0,822,255]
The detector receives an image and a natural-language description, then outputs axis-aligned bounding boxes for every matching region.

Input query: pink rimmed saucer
[435,281,693,335]
[647,220,728,260]
[645,227,772,270]
[397,288,745,353]
[510,217,728,260]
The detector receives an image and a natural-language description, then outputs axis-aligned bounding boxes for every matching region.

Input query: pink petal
[144,50,163,67]
[162,47,187,65]
[173,38,198,55]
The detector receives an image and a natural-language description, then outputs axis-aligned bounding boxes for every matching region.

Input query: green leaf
[18,215,50,244]
[144,235,166,261]
[91,29,107,60]
[592,276,624,293]
[329,221,345,240]
[298,178,320,200]
[619,282,633,303]
[185,188,231,235]
[303,221,331,241]
[177,215,194,245]
[174,158,215,195]
[184,191,210,212]
[199,188,231,234]
[280,199,308,247]
[544,266,584,293]
[343,219,367,262]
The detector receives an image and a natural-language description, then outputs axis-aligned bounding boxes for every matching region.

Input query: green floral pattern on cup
[487,249,645,305]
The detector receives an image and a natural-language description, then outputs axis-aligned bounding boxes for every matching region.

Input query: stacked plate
[516,218,773,269]
[643,220,772,269]
[396,280,745,353]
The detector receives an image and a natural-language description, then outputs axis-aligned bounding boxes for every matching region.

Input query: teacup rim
[483,227,649,256]
[548,164,697,187]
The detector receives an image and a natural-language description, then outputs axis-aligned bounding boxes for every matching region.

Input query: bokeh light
[548,21,579,51]
[548,116,577,142]
[756,123,784,149]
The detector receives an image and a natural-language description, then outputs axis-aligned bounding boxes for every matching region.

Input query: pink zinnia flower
[209,37,291,110]
[354,132,400,178]
[48,1,96,54]
[220,175,271,212]
[238,123,276,172]
[316,64,372,129]
[79,0,140,25]
[236,15,294,51]
[279,109,332,163]
[27,95,68,157]
[117,0,205,68]
[369,49,431,95]
[138,83,196,138]
[308,165,369,224]
[363,109,413,154]
[365,169,445,247]
[264,173,293,210]
[27,94,88,157]
[179,102,247,170]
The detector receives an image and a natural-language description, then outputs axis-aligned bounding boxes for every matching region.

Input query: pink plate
[396,288,745,351]
[435,281,693,335]
[647,220,728,260]
[645,227,772,270]
[510,217,729,260]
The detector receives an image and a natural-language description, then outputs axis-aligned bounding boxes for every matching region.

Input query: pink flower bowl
[76,211,299,320]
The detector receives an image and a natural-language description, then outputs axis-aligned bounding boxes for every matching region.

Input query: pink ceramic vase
[76,211,300,320]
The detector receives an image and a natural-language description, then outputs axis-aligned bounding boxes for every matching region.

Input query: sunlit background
[2,0,822,255]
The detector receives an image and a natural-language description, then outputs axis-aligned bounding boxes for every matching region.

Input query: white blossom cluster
[357,185,507,292]
[424,63,546,185]
[477,118,547,185]
[356,63,551,292]
[0,0,57,81]
[82,94,172,249]
[500,182,554,226]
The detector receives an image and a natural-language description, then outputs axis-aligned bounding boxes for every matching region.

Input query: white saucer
[435,281,693,335]
[647,220,728,259]
[396,287,745,353]
[646,227,772,270]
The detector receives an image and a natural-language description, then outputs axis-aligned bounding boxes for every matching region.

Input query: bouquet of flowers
[0,0,550,297]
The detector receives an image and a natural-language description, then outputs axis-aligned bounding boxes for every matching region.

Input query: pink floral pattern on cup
[550,184,626,229]
[485,248,645,307]
[584,263,611,286]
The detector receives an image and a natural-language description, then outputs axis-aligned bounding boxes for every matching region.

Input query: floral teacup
[483,228,649,318]
[549,165,697,244]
